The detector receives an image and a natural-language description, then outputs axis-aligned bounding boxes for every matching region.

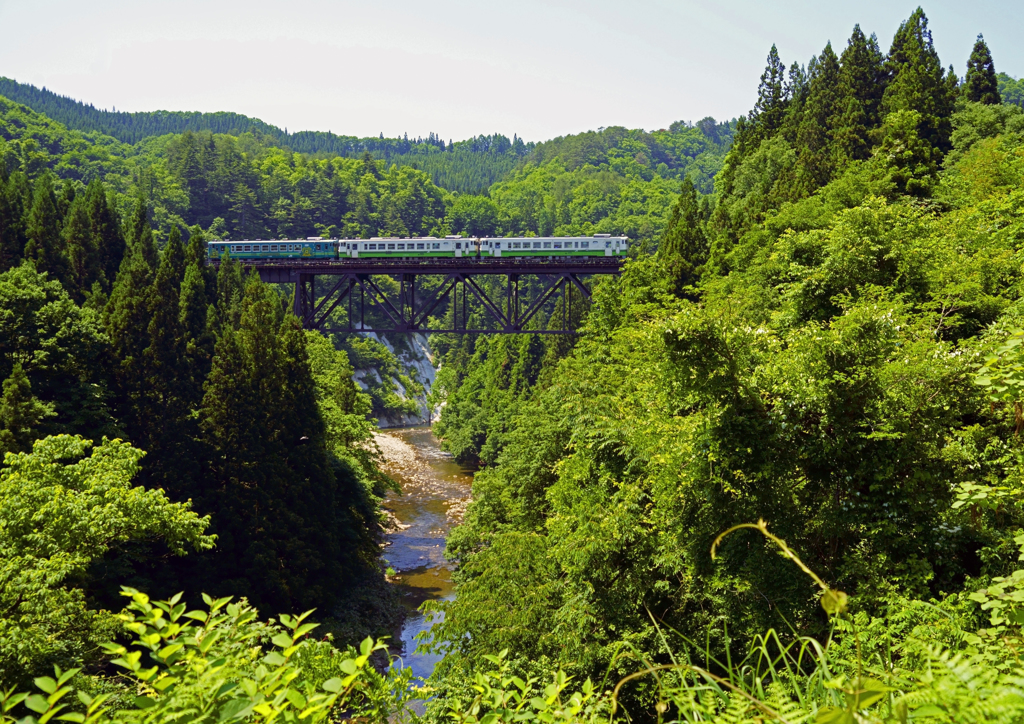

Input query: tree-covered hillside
[425,12,1024,720]
[0,145,398,689]
[0,91,731,246]
[526,118,735,192]
[0,76,531,193]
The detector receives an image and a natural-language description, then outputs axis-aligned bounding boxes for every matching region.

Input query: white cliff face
[351,332,437,428]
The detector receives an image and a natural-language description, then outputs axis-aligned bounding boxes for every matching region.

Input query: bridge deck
[218,257,624,282]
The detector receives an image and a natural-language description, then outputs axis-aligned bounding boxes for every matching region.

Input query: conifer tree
[146,225,185,387]
[749,45,788,144]
[215,254,245,332]
[719,46,789,198]
[137,224,204,503]
[198,277,344,612]
[0,172,30,272]
[125,194,157,269]
[778,61,809,144]
[360,150,379,180]
[275,314,347,606]
[873,109,940,196]
[23,175,70,285]
[963,35,1000,104]
[55,179,76,223]
[660,179,708,297]
[882,9,956,154]
[0,362,55,458]
[185,227,202,268]
[834,25,887,164]
[185,225,218,304]
[795,43,843,193]
[63,194,97,301]
[85,180,125,292]
[104,218,156,436]
[179,261,215,408]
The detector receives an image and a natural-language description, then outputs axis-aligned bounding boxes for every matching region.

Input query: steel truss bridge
[229,258,625,334]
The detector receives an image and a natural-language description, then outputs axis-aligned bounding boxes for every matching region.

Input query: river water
[376,426,473,680]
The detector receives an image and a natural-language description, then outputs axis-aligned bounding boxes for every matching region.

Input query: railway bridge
[227,257,625,334]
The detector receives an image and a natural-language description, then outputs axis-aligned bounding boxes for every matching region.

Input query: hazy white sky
[0,0,1020,143]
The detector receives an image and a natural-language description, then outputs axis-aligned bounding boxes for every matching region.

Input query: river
[376,426,473,679]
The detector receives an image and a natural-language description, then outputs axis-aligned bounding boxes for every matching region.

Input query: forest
[3,6,1024,723]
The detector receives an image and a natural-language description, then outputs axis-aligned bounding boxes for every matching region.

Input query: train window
[606,241,611,248]
[433,243,440,249]
[417,243,425,250]
[455,242,462,249]
[397,243,405,250]
[581,242,589,249]
[244,245,251,252]
[269,244,276,251]
[553,242,562,248]
[543,242,551,249]
[533,242,542,249]
[512,242,520,249]
[495,242,501,249]
[387,244,395,250]
[367,243,374,250]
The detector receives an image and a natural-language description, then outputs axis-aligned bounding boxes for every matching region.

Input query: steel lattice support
[245,259,621,335]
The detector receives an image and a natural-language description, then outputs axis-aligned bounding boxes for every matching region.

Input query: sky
[0,0,1020,143]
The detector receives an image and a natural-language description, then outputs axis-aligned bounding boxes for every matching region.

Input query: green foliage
[881,9,957,154]
[0,120,398,631]
[24,175,69,285]
[712,8,970,252]
[198,278,348,613]
[0,262,109,438]
[0,589,415,724]
[525,121,734,194]
[0,436,213,684]
[833,25,885,166]
[447,195,499,236]
[438,650,604,724]
[963,35,1001,105]
[427,12,1024,714]
[0,362,54,457]
[974,328,1024,420]
[998,72,1024,109]
[658,179,708,296]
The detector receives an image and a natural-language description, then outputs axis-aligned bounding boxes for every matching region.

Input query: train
[206,234,629,261]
